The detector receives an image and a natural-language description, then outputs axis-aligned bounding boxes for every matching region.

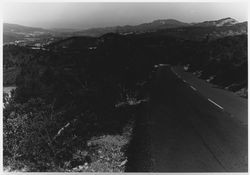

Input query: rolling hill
[4,17,247,42]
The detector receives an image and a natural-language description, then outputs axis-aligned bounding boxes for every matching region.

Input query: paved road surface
[173,66,247,125]
[126,66,247,172]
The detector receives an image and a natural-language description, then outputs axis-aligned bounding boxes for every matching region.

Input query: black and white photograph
[2,1,248,173]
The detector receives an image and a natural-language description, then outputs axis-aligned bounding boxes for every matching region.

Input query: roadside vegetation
[3,32,247,171]
[184,35,247,98]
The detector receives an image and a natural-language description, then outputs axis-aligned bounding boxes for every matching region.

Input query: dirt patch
[68,120,134,172]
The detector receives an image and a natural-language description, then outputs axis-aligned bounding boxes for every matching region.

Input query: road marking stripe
[172,68,224,111]
[190,86,197,91]
[171,69,181,79]
[172,70,181,78]
[208,98,224,110]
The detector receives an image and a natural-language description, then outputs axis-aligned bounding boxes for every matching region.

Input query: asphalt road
[173,66,248,125]
[126,66,248,172]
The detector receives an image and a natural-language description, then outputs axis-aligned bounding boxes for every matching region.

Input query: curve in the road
[126,66,247,172]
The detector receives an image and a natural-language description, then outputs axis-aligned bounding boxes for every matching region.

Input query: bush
[3,97,67,171]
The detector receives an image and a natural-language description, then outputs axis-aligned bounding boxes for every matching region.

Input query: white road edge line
[172,69,180,77]
[190,86,197,91]
[208,98,224,110]
[171,69,181,79]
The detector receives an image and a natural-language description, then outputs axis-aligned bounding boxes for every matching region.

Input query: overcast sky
[3,2,248,29]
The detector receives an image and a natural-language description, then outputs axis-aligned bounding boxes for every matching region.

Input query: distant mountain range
[73,17,247,37]
[3,23,50,33]
[73,19,190,36]
[154,21,247,41]
[192,17,239,27]
[3,17,247,43]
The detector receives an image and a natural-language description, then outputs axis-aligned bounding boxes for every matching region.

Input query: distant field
[3,86,16,94]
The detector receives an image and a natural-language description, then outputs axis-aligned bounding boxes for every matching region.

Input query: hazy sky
[3,2,248,29]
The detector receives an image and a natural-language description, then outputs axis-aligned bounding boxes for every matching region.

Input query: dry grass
[70,120,134,172]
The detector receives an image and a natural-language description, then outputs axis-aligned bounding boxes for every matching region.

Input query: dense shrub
[3,97,64,171]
